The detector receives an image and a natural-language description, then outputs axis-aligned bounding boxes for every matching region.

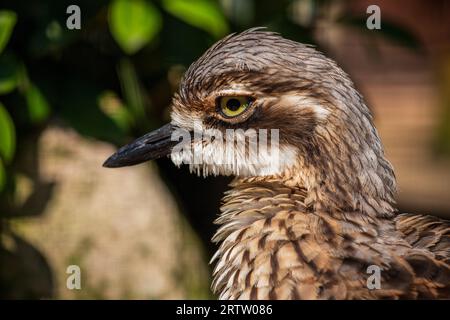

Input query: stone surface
[11,126,211,299]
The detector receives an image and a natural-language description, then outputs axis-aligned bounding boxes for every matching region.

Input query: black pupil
[226,98,242,111]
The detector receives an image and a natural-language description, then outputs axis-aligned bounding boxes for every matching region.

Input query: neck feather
[211,176,386,298]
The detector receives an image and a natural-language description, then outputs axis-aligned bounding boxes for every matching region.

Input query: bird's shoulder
[212,179,450,299]
[395,212,450,264]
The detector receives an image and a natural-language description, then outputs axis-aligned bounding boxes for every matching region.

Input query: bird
[103,28,450,299]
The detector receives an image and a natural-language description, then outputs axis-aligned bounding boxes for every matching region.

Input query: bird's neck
[275,160,397,219]
[272,121,398,218]
[213,177,308,245]
[211,176,384,298]
[211,177,310,297]
[214,170,395,242]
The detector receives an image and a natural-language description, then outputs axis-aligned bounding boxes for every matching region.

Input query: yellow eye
[219,96,252,118]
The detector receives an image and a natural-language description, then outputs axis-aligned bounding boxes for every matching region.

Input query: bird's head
[104,28,396,216]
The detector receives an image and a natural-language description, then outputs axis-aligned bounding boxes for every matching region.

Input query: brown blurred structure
[316,0,450,217]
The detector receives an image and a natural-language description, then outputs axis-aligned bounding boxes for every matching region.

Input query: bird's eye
[218,96,252,118]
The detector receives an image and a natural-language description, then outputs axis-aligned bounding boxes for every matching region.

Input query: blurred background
[0,0,449,299]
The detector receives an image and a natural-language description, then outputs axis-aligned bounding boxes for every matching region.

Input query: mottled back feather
[212,179,450,299]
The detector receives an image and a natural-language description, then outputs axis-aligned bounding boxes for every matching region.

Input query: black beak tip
[102,123,175,169]
[102,154,120,168]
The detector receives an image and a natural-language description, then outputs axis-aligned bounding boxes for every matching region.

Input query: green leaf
[0,102,16,163]
[25,83,50,123]
[162,0,228,38]
[0,55,18,95]
[0,10,17,54]
[108,0,162,55]
[0,158,5,192]
[117,59,146,125]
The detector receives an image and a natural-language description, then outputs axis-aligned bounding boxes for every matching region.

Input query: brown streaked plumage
[104,28,450,299]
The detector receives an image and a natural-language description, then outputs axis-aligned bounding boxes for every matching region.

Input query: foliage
[0,10,16,54]
[109,0,162,54]
[162,0,228,38]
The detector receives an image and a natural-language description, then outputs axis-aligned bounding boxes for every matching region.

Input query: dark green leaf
[162,0,228,38]
[25,83,51,123]
[117,59,146,130]
[0,102,15,163]
[0,10,17,54]
[58,80,125,144]
[108,0,162,54]
[0,55,18,94]
[0,158,5,192]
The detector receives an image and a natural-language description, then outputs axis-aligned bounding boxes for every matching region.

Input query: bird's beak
[103,123,175,168]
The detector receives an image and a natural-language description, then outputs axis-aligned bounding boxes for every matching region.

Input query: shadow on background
[0,230,54,299]
[0,130,55,299]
